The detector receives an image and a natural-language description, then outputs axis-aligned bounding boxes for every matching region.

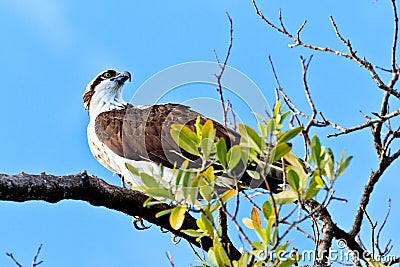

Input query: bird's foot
[132,216,151,230]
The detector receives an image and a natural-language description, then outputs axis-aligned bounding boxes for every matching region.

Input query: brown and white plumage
[83,69,283,193]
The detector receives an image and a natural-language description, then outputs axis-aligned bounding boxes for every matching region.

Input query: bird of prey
[83,69,284,197]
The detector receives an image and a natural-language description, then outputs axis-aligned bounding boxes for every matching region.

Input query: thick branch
[305,199,368,266]
[350,150,400,237]
[0,172,241,260]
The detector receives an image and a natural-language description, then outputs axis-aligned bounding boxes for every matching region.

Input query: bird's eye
[103,72,112,78]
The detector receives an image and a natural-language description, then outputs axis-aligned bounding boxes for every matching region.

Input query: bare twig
[252,0,400,99]
[376,199,392,256]
[280,220,315,241]
[391,0,399,72]
[165,251,175,267]
[268,55,283,92]
[6,253,23,267]
[214,12,234,127]
[188,242,205,262]
[361,206,377,259]
[214,12,234,256]
[300,55,317,146]
[305,199,370,265]
[327,108,400,138]
[32,244,43,267]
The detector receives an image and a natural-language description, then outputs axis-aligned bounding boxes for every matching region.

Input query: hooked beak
[111,71,132,85]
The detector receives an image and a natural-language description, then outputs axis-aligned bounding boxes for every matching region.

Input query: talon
[171,234,181,244]
[160,227,169,233]
[132,216,151,230]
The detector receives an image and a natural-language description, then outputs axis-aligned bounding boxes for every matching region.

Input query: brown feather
[94,103,283,192]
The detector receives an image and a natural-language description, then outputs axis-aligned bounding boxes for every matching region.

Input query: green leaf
[195,116,202,137]
[169,205,187,230]
[199,178,214,203]
[281,110,291,122]
[140,172,159,188]
[278,127,303,144]
[315,175,325,188]
[338,150,353,175]
[200,138,214,159]
[181,229,204,238]
[262,201,274,220]
[324,148,335,180]
[257,122,268,137]
[220,189,237,203]
[304,175,323,199]
[202,120,216,140]
[202,166,215,184]
[236,252,250,267]
[200,210,214,235]
[238,124,263,153]
[273,190,298,204]
[155,208,173,218]
[170,124,200,156]
[189,175,201,205]
[182,171,192,200]
[276,240,290,257]
[273,100,282,118]
[208,248,218,266]
[311,135,322,167]
[125,163,139,176]
[143,200,166,207]
[271,143,292,162]
[216,138,227,169]
[266,118,277,134]
[366,258,387,267]
[144,188,174,199]
[286,169,300,192]
[246,170,260,180]
[227,145,242,170]
[251,241,264,250]
[215,241,231,267]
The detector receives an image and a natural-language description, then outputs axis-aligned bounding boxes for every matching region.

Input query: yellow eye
[103,72,112,78]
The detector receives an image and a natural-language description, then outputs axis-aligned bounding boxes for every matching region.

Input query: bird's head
[83,69,131,116]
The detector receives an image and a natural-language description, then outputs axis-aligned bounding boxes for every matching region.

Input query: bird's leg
[117,173,127,188]
[118,174,151,230]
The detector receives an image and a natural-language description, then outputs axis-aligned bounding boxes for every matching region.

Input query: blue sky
[0,0,399,266]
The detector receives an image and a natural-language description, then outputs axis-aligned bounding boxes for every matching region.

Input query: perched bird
[83,69,284,198]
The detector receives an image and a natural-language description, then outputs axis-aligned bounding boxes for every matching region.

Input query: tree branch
[0,172,242,260]
[349,149,400,237]
[305,199,369,265]
[327,108,400,138]
[251,0,400,99]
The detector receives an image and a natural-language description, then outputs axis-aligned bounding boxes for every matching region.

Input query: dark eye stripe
[90,70,117,91]
[103,69,117,77]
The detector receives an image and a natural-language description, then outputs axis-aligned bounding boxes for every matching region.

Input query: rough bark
[0,171,242,261]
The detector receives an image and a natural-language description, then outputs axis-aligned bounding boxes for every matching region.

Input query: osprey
[83,69,283,197]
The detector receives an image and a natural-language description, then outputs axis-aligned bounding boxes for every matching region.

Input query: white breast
[87,119,174,188]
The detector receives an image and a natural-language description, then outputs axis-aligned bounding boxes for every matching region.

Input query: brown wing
[95,103,284,192]
[95,103,240,169]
